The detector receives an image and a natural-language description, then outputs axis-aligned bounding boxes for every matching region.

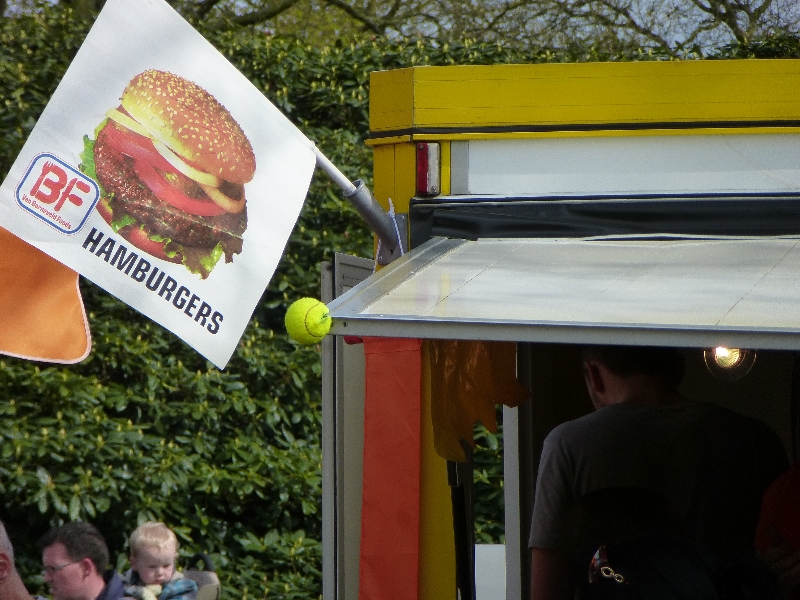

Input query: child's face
[130,542,176,585]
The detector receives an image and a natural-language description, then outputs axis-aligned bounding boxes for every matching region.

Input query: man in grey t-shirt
[529,345,788,600]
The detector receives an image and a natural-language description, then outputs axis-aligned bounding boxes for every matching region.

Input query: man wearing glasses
[38,522,124,600]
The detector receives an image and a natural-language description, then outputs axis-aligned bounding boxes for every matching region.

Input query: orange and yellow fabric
[360,337,422,600]
[429,340,529,462]
[0,227,90,363]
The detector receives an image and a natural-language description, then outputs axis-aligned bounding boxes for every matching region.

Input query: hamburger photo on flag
[84,70,255,279]
[0,0,402,368]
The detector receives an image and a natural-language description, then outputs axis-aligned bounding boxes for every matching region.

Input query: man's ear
[79,557,97,579]
[0,551,13,581]
[584,360,606,395]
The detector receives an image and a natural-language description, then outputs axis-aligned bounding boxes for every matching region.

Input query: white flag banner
[0,0,317,368]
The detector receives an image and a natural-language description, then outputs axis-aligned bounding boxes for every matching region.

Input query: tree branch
[748,0,775,32]
[383,0,402,21]
[689,0,747,42]
[482,0,537,35]
[323,0,384,34]
[680,18,722,48]
[193,0,224,20]
[226,0,304,27]
[569,0,676,51]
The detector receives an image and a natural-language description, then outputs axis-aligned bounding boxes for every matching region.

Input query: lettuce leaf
[79,135,97,181]
[79,132,107,200]
[199,243,224,273]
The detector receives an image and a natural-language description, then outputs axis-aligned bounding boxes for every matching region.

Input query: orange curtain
[429,340,529,462]
[0,228,90,363]
[360,337,422,600]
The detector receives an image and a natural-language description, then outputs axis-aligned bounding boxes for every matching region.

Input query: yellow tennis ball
[285,298,331,344]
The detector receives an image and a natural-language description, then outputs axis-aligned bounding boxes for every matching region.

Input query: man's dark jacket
[96,569,125,600]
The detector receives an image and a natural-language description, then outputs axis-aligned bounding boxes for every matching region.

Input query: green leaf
[79,134,98,181]
[35,467,50,486]
[69,495,80,520]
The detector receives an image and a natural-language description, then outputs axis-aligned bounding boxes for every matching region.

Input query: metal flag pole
[312,145,403,265]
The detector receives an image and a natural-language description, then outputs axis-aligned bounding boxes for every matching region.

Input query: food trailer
[320,59,800,600]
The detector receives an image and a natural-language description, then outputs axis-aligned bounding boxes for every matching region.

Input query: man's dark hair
[37,522,109,573]
[581,345,683,383]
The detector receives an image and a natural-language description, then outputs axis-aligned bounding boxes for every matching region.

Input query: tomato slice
[103,123,226,218]
[103,123,174,173]
[133,160,227,217]
[122,224,183,264]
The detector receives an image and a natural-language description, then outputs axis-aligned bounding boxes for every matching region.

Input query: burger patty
[94,125,247,253]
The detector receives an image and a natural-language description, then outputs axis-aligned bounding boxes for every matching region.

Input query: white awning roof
[328,236,800,349]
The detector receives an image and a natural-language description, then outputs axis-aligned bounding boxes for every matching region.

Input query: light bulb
[713,347,742,368]
[704,347,756,381]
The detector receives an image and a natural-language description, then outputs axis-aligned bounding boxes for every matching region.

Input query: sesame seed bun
[120,70,256,185]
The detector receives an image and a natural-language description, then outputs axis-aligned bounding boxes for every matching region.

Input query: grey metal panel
[450,141,470,195]
[329,236,800,350]
[322,262,335,600]
[322,253,374,600]
[502,406,522,600]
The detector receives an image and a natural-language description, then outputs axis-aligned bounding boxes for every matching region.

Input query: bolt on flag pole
[312,145,403,265]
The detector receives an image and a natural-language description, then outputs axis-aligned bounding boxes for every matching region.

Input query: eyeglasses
[588,545,626,584]
[42,561,79,576]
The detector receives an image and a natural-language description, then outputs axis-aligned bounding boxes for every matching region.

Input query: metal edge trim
[330,317,800,350]
[327,237,466,318]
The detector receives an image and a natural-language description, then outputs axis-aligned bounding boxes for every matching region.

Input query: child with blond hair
[122,522,197,600]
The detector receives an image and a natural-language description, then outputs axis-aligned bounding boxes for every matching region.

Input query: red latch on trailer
[416,142,440,196]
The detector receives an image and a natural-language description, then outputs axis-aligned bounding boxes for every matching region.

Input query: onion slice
[152,140,221,188]
[200,183,246,214]
[106,108,153,139]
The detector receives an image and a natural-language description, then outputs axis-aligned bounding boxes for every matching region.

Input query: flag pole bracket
[313,145,403,265]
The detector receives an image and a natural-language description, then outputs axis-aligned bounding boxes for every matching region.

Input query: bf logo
[16,153,100,234]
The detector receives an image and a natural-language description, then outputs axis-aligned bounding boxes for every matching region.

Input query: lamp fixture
[703,347,756,381]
